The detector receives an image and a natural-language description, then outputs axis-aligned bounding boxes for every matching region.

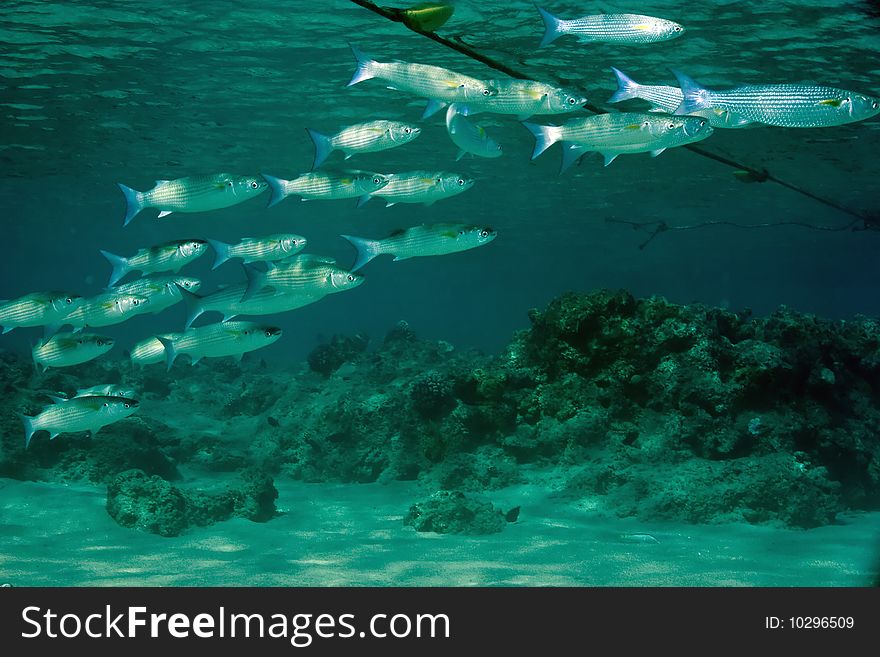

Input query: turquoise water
[1,1,879,586]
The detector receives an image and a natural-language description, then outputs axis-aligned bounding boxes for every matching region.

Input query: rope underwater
[347,0,876,247]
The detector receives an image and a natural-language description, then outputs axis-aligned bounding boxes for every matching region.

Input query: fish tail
[260,173,289,208]
[521,121,562,160]
[306,128,334,169]
[206,238,231,270]
[422,99,447,119]
[20,413,36,449]
[241,263,267,302]
[99,249,130,287]
[672,69,710,115]
[340,234,382,271]
[116,182,145,227]
[176,283,204,330]
[608,67,640,104]
[1,325,11,334]
[536,6,565,47]
[155,336,178,372]
[348,43,377,86]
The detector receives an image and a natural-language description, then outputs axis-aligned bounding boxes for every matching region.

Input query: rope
[347,0,874,241]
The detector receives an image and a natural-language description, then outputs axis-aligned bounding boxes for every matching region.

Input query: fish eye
[674,25,682,31]
[226,181,234,188]
[458,230,465,235]
[65,297,73,304]
[373,176,382,185]
[873,101,879,109]
[699,120,706,127]
[124,403,130,409]
[643,120,650,127]
[103,402,109,407]
[668,122,675,129]
[568,97,577,105]
[265,330,272,337]
[482,88,491,96]
[403,127,412,134]
[480,229,490,237]
[133,299,140,305]
[457,178,465,185]
[250,181,259,189]
[347,274,355,281]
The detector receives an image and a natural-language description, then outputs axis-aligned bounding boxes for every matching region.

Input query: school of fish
[4,4,878,447]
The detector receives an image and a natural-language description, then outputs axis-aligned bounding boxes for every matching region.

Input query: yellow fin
[419,177,436,184]
[340,178,352,184]
[633,24,650,31]
[440,230,457,238]
[818,98,844,107]
[624,124,642,130]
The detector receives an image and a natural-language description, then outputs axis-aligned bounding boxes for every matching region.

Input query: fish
[206,234,307,270]
[100,239,208,287]
[261,171,389,208]
[73,384,138,399]
[347,44,497,118]
[673,70,880,128]
[20,395,140,448]
[241,255,365,302]
[361,170,474,207]
[62,292,149,329]
[307,120,421,169]
[456,79,587,119]
[116,173,268,227]
[608,67,752,129]
[0,292,83,335]
[112,275,201,316]
[156,321,282,370]
[130,333,180,366]
[32,332,115,372]
[341,223,497,271]
[445,104,503,160]
[537,7,684,47]
[522,112,713,169]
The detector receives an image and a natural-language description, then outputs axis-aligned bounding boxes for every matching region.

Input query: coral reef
[4,290,880,529]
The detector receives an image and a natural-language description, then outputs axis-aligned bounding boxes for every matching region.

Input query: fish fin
[155,179,170,185]
[536,6,565,47]
[20,414,36,449]
[356,194,374,208]
[817,98,844,107]
[650,148,667,158]
[232,352,244,363]
[647,106,666,113]
[515,113,533,121]
[560,142,587,174]
[176,283,204,330]
[306,127,334,169]
[602,152,620,167]
[424,200,436,207]
[116,183,145,227]
[190,356,203,366]
[422,99,447,120]
[47,394,67,404]
[261,173,288,208]
[455,149,466,161]
[340,234,383,272]
[384,201,397,208]
[206,238,232,270]
[391,255,412,261]
[221,313,239,323]
[242,263,267,302]
[157,210,173,218]
[1,326,11,334]
[672,69,710,115]
[155,335,178,371]
[521,121,561,160]
[347,43,377,86]
[607,67,640,104]
[48,431,60,440]
[99,249,130,287]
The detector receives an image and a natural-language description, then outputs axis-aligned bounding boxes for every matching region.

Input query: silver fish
[261,171,388,208]
[101,239,207,286]
[446,104,503,160]
[348,44,496,115]
[63,292,149,329]
[117,173,268,227]
[130,333,180,367]
[459,79,587,119]
[74,384,138,400]
[0,291,83,335]
[206,234,307,270]
[157,321,282,370]
[242,255,364,301]
[674,71,880,128]
[362,170,474,207]
[608,67,752,129]
[112,276,201,316]
[538,7,684,47]
[523,112,713,169]
[32,332,114,372]
[21,395,139,448]
[307,120,421,169]
[341,223,497,271]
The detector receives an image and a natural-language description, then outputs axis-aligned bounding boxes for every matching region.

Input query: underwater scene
[1,0,879,586]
